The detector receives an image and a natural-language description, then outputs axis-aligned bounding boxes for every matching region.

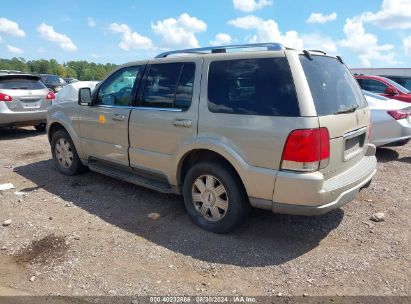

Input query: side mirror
[384,87,397,95]
[78,87,92,106]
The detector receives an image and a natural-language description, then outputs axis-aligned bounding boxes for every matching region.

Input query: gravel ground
[0,127,410,296]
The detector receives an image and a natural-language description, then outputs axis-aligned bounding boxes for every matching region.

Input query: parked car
[54,81,99,104]
[39,74,66,93]
[0,73,55,131]
[47,43,377,233]
[363,90,411,147]
[355,75,411,103]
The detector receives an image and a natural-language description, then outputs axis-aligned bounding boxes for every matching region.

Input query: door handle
[112,114,125,121]
[173,119,192,128]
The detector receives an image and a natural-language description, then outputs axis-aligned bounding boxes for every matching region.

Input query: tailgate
[318,108,370,180]
[299,54,370,180]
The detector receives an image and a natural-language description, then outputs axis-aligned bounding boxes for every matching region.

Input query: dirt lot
[0,127,410,297]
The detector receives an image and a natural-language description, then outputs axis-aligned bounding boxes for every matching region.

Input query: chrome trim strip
[343,127,367,140]
[96,105,183,112]
[134,107,183,112]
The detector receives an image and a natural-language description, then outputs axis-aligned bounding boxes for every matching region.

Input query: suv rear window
[300,55,366,116]
[207,58,300,116]
[0,77,47,90]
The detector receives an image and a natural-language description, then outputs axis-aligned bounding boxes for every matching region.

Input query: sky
[0,0,411,68]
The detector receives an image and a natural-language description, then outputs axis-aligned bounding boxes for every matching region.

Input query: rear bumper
[0,111,47,127]
[249,152,377,216]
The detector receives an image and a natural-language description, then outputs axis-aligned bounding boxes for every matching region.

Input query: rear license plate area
[23,101,40,109]
[344,129,366,161]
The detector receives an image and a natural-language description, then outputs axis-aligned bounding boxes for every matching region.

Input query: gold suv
[47,43,377,233]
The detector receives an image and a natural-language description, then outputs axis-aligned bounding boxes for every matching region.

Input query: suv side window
[97,66,143,106]
[141,62,195,110]
[361,79,388,94]
[207,58,299,116]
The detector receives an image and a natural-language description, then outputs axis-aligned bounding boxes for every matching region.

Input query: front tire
[183,161,249,233]
[51,129,84,175]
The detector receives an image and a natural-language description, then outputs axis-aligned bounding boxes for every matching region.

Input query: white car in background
[363,90,411,147]
[54,81,99,104]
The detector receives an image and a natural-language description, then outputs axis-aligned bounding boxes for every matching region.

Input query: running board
[88,161,174,194]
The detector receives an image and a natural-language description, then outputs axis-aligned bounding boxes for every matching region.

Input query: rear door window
[0,77,47,90]
[300,55,366,116]
[207,58,299,116]
[141,62,195,111]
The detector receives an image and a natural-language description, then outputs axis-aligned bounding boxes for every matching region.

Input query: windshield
[362,90,389,100]
[383,77,410,93]
[41,75,61,83]
[300,55,367,115]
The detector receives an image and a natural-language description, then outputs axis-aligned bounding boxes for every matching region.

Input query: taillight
[46,91,56,100]
[281,128,330,172]
[387,109,411,120]
[0,93,13,102]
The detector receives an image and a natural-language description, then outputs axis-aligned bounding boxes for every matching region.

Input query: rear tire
[51,129,84,176]
[182,161,249,233]
[34,123,46,132]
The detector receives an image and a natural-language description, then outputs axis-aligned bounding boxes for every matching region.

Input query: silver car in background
[0,74,55,131]
[363,90,411,146]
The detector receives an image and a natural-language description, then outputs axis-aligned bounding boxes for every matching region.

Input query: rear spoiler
[0,74,41,80]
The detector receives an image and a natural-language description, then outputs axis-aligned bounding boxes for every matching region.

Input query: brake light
[281,128,330,172]
[0,93,13,102]
[46,91,56,100]
[387,109,411,120]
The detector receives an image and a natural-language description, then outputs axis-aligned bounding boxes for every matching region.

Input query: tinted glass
[142,63,195,110]
[175,64,195,111]
[0,77,47,90]
[357,79,388,94]
[300,55,366,115]
[208,58,299,116]
[384,77,410,93]
[97,66,143,106]
[40,75,60,83]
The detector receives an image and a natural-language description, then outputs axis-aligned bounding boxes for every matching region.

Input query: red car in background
[354,75,411,103]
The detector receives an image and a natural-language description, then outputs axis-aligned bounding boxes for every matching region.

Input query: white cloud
[6,44,23,54]
[306,12,337,24]
[404,36,411,56]
[233,0,272,12]
[109,22,153,51]
[37,23,77,52]
[359,0,411,29]
[152,13,207,48]
[302,33,337,54]
[0,18,25,37]
[228,15,303,49]
[0,36,3,43]
[339,18,398,67]
[87,17,96,28]
[210,33,233,46]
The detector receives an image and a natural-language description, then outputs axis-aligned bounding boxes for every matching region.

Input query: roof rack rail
[308,50,326,55]
[155,43,284,58]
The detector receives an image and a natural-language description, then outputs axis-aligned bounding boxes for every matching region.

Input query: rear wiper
[335,105,359,115]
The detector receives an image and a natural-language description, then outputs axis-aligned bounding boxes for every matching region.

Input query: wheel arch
[177,148,248,197]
